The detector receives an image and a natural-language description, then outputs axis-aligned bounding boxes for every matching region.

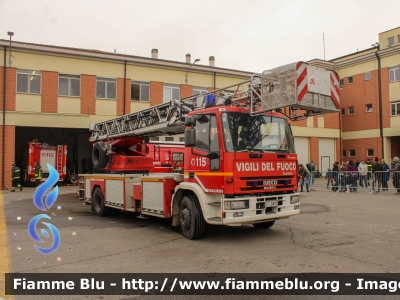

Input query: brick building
[0,39,343,190]
[331,26,400,163]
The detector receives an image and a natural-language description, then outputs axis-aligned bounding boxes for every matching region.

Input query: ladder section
[89,99,195,142]
[56,145,63,173]
[89,80,251,142]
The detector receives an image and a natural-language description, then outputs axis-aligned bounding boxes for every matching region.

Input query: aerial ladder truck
[79,61,340,239]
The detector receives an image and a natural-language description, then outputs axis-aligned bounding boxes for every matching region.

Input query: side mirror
[185,117,196,127]
[184,128,196,147]
[207,152,219,159]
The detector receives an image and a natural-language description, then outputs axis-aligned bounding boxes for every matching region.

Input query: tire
[69,173,78,184]
[92,142,108,170]
[252,220,275,229]
[179,195,205,240]
[92,187,112,217]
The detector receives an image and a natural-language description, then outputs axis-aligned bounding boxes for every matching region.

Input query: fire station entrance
[15,127,93,182]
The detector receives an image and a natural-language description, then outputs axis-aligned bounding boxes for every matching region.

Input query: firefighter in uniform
[173,162,180,173]
[11,164,23,192]
[34,161,43,188]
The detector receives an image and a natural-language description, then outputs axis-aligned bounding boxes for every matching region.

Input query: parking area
[1,184,400,299]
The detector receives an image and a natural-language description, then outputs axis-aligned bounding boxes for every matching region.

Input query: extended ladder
[89,62,341,142]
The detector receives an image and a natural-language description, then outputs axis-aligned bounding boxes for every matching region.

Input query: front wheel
[252,220,275,229]
[179,195,205,240]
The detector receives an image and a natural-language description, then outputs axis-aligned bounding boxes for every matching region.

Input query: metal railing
[368,171,400,194]
[299,170,400,194]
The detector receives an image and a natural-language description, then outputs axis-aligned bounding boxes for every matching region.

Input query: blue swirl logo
[28,164,61,254]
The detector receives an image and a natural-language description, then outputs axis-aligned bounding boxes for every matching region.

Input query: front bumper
[222,193,300,225]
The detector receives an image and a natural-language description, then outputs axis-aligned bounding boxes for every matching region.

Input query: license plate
[266,200,278,207]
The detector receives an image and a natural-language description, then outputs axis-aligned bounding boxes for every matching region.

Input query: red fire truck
[79,62,340,239]
[22,141,67,185]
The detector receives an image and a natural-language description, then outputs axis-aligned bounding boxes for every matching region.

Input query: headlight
[290,195,300,204]
[224,200,248,210]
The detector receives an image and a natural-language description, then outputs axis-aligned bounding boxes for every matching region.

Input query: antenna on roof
[323,32,325,60]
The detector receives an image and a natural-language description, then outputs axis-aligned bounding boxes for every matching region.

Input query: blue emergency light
[205,94,216,108]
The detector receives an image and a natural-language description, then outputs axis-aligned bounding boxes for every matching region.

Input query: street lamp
[185,58,200,84]
[373,42,384,158]
[7,31,14,66]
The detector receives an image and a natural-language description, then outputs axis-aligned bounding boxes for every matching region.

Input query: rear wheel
[252,220,275,229]
[179,195,205,240]
[92,187,112,217]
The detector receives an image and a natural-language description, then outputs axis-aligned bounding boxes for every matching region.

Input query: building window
[16,69,41,94]
[391,101,400,116]
[96,77,116,99]
[388,36,395,46]
[193,87,208,96]
[348,106,354,115]
[390,66,399,82]
[398,34,400,43]
[364,72,371,81]
[131,81,149,102]
[163,84,180,103]
[343,150,346,157]
[339,79,344,86]
[165,137,174,142]
[347,77,353,84]
[349,149,356,157]
[59,74,80,97]
[179,137,185,142]
[150,137,159,141]
[341,108,345,116]
[366,104,372,113]
[367,149,374,157]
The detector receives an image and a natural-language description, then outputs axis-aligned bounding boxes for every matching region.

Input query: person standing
[381,159,390,191]
[346,160,358,192]
[173,162,180,173]
[326,167,334,188]
[298,164,310,192]
[332,162,339,191]
[358,160,368,188]
[308,160,316,186]
[393,157,400,194]
[34,161,42,188]
[11,164,23,192]
[372,157,383,192]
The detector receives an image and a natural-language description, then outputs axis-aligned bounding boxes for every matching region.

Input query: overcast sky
[1,0,399,73]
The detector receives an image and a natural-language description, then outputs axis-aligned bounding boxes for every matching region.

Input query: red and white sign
[296,62,340,108]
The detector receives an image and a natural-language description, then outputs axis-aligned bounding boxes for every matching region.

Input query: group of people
[298,157,400,194]
[10,162,42,192]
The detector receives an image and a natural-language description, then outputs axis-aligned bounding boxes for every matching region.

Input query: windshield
[221,112,295,153]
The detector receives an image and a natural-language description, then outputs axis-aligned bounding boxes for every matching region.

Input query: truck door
[189,114,223,193]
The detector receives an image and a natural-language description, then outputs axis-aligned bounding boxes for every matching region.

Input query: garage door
[294,137,309,166]
[319,138,335,176]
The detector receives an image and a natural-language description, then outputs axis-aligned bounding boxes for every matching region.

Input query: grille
[237,176,295,192]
